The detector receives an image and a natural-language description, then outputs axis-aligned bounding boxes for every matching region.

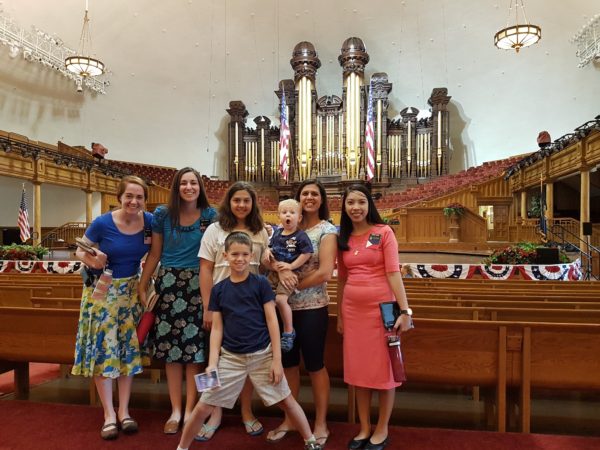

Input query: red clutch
[137,289,158,345]
[136,311,155,345]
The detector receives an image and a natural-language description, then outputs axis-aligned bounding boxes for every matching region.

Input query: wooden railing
[40,222,87,248]
[389,207,487,243]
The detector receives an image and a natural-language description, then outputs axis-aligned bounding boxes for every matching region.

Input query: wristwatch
[399,308,413,317]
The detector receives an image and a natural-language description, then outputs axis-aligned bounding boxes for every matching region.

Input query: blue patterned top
[287,220,337,311]
[152,205,217,269]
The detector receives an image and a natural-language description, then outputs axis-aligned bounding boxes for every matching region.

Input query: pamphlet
[194,369,221,392]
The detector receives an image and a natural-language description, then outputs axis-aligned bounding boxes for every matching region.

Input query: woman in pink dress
[337,184,412,450]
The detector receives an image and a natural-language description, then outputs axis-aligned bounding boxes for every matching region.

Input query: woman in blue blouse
[139,167,216,434]
[72,175,152,440]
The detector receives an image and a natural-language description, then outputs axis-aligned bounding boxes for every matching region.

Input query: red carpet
[1,400,600,450]
[0,363,61,396]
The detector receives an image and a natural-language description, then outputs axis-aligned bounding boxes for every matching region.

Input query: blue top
[151,205,217,268]
[85,211,153,278]
[269,228,313,266]
[209,273,275,354]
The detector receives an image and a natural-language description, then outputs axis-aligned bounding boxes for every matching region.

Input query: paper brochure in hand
[194,369,221,392]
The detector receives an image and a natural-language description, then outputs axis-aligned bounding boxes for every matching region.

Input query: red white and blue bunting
[0,260,83,274]
[408,259,581,281]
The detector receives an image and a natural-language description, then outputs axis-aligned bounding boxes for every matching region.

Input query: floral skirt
[152,266,206,364]
[72,276,149,379]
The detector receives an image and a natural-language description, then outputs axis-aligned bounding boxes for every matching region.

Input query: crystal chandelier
[571,14,600,68]
[0,13,109,94]
[494,0,541,53]
[65,0,105,77]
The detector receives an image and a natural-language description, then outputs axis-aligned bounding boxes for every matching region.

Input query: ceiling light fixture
[0,13,109,93]
[494,0,541,53]
[571,14,600,68]
[65,0,105,77]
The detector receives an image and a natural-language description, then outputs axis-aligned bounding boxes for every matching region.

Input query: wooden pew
[0,274,81,283]
[30,297,81,309]
[0,285,83,307]
[518,322,600,432]
[0,307,78,398]
[408,304,600,324]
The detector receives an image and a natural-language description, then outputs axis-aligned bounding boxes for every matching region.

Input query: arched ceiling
[0,0,598,177]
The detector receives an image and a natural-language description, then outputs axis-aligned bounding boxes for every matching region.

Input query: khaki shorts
[200,344,290,409]
[267,270,295,296]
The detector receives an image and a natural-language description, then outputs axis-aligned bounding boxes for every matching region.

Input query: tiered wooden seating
[372,155,522,210]
[109,160,177,187]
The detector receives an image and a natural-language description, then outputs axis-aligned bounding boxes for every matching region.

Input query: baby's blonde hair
[278,198,301,213]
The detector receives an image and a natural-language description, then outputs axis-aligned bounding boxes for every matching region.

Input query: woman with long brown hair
[139,167,216,434]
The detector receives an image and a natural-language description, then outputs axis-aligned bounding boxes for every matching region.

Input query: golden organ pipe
[234,123,239,180]
[407,129,411,176]
[339,112,343,171]
[260,128,265,181]
[427,132,431,177]
[354,76,361,161]
[298,79,303,155]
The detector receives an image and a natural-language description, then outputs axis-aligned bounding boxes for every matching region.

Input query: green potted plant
[443,202,465,217]
[0,244,49,261]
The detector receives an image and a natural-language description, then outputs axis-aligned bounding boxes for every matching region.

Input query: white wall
[0,0,598,177]
[0,177,101,228]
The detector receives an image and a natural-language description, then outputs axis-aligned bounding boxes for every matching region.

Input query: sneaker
[281,330,296,352]
[304,441,323,450]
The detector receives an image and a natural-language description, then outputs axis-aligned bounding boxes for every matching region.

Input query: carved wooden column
[545,181,554,222]
[33,182,42,245]
[520,191,527,220]
[580,169,590,238]
[85,190,93,224]
[226,101,249,181]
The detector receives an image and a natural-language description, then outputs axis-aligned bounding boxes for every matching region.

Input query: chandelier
[0,14,109,94]
[494,0,541,53]
[65,0,105,77]
[571,14,600,68]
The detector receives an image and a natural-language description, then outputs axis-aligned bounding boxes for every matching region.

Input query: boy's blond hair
[278,198,301,213]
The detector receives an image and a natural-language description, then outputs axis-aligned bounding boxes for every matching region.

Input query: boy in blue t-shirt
[177,232,321,450]
[263,199,313,352]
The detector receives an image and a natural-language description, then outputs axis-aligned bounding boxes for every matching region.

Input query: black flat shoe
[365,437,389,450]
[348,436,371,450]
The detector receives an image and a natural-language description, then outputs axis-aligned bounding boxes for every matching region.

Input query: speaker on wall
[582,222,592,236]
[536,247,559,264]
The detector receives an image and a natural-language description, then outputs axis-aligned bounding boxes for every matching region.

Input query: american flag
[18,186,31,243]
[279,90,290,182]
[365,79,375,181]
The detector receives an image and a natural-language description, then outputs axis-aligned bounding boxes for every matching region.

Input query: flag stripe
[18,187,31,242]
[365,80,375,181]
[279,90,290,182]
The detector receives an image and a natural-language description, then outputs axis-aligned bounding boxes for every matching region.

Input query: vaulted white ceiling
[1,0,598,177]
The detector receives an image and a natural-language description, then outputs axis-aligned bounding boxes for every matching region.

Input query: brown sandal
[100,422,118,440]
[119,417,139,434]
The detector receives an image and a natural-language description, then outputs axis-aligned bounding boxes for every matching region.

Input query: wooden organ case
[226,38,451,194]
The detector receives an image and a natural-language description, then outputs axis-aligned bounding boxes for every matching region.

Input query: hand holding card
[75,237,97,256]
[194,368,221,392]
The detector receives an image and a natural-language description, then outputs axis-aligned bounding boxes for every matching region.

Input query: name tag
[366,233,381,248]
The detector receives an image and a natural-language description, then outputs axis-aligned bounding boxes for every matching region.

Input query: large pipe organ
[227,38,451,190]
